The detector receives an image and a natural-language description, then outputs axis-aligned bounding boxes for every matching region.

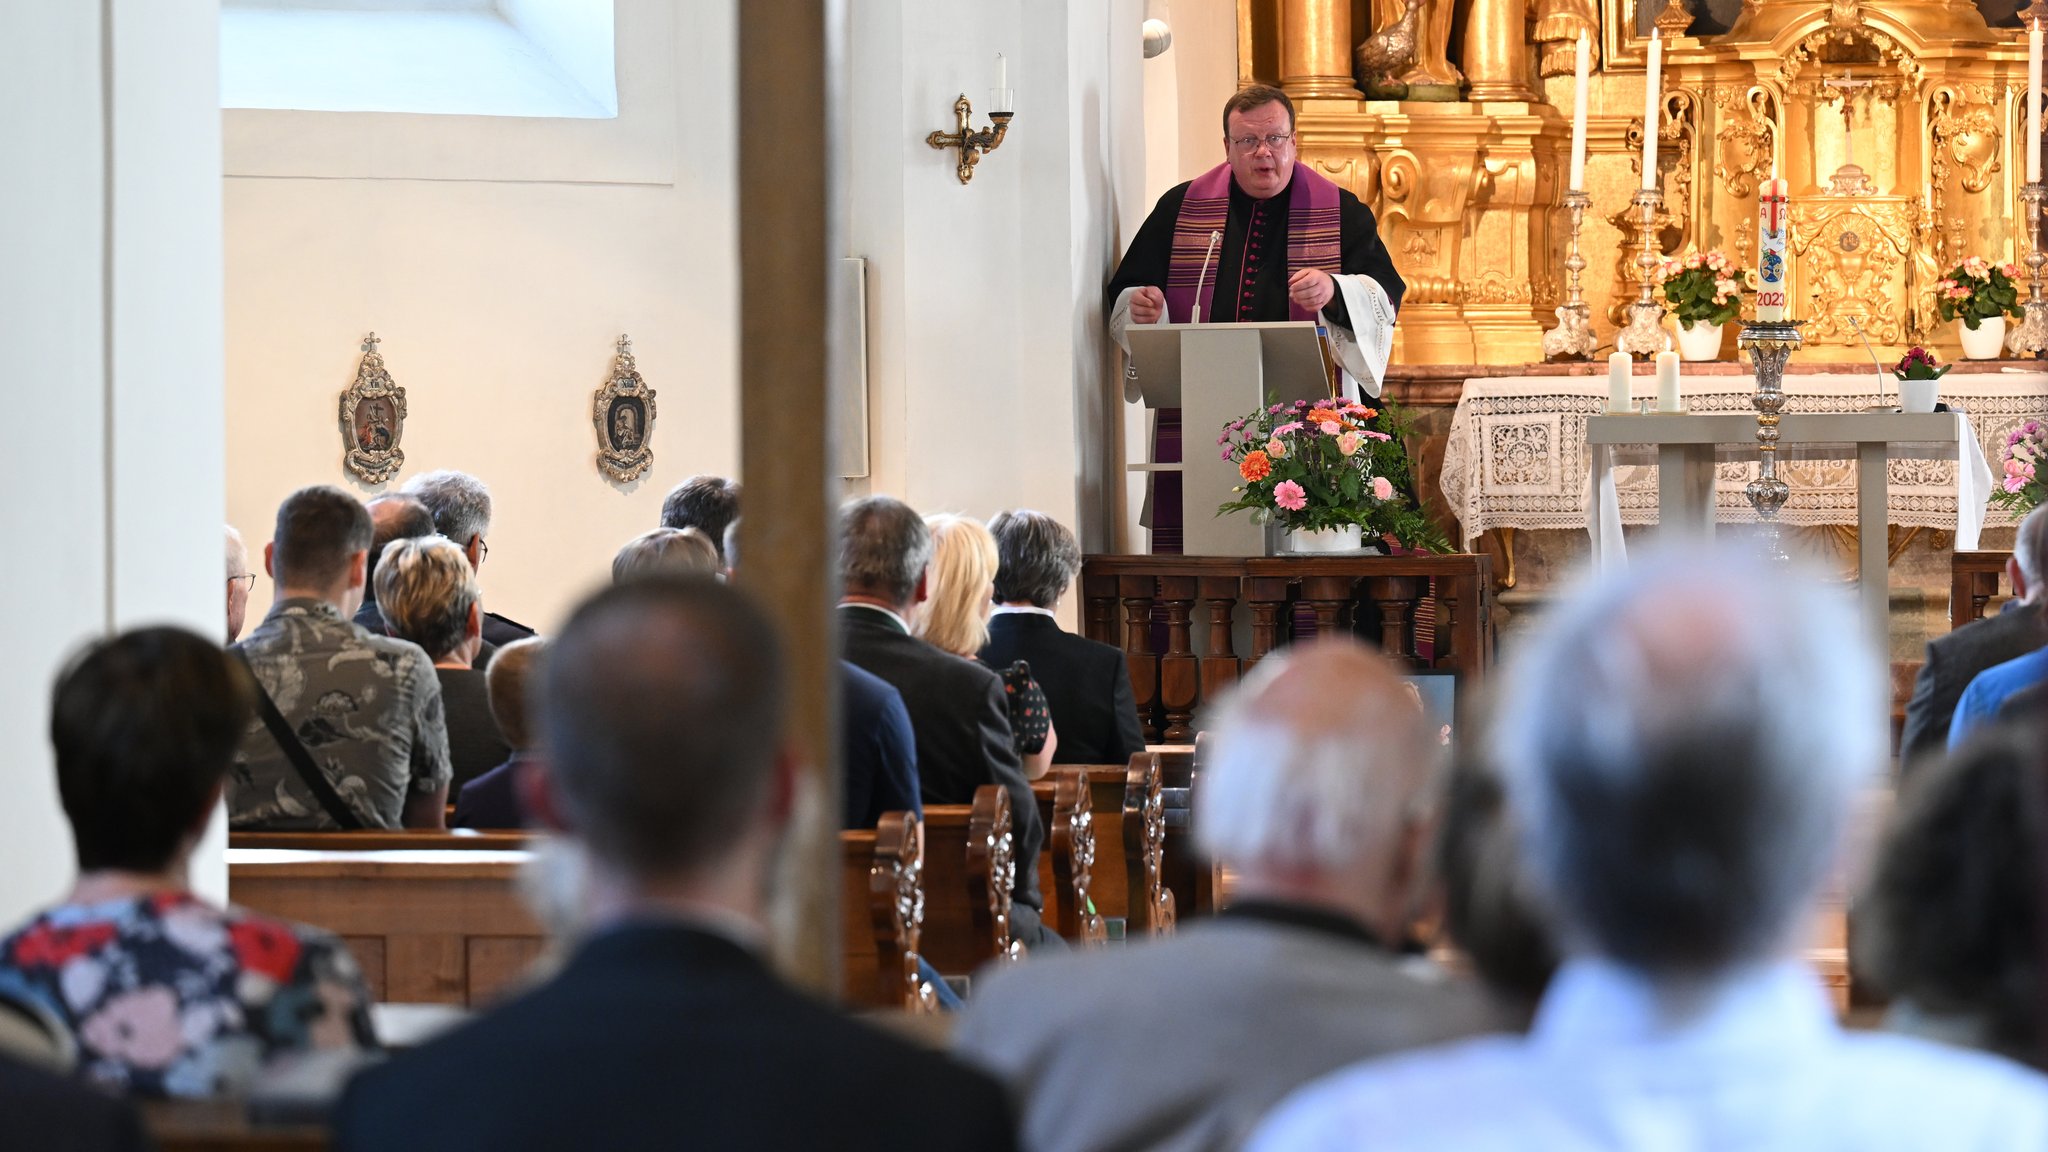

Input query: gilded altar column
[1464,0,1539,102]
[1279,0,1362,99]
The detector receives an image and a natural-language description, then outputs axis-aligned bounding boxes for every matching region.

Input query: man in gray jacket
[953,639,1507,1152]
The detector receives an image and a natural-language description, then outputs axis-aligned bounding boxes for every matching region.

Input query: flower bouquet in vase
[1992,420,2048,516]
[1935,257,2023,359]
[1891,347,1949,414]
[1216,396,1447,554]
[1655,250,1742,361]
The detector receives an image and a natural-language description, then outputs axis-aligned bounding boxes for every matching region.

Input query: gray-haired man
[1251,547,2048,1151]
[400,469,536,651]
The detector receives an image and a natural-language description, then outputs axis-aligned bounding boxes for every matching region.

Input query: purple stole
[1161,162,1343,324]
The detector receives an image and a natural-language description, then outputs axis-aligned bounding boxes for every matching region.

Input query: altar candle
[1642,30,1662,191]
[1655,349,1682,412]
[1757,176,1789,322]
[1569,34,1591,192]
[2029,23,2043,183]
[1608,350,1632,412]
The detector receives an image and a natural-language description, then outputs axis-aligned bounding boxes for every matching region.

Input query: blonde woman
[915,514,1056,779]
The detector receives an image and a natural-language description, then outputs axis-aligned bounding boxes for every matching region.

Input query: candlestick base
[1737,319,1803,563]
[1541,304,1598,360]
[2011,300,2048,356]
[1617,302,1668,357]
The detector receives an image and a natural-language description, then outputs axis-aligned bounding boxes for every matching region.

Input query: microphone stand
[1192,229,1222,324]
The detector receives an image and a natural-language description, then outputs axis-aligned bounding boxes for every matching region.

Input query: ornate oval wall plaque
[339,332,407,484]
[594,334,656,483]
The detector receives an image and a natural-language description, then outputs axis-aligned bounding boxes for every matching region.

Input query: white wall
[224,0,731,635]
[1,0,227,924]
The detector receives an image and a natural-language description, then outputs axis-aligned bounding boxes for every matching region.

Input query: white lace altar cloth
[1439,371,2048,548]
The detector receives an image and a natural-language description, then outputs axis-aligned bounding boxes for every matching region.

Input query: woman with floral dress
[0,627,375,1098]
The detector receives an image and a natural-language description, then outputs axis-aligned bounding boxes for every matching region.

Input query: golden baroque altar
[1243,0,2036,365]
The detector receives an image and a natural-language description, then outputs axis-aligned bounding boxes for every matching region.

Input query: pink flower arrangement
[1992,420,2048,513]
[1655,249,1745,327]
[1214,394,1447,551]
[1273,480,1307,511]
[1936,258,2024,330]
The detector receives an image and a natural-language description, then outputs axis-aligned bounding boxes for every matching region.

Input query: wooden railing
[1081,553,1496,740]
[1952,550,2011,629]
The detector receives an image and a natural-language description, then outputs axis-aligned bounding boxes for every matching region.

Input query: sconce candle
[994,53,1012,113]
[1641,29,1662,191]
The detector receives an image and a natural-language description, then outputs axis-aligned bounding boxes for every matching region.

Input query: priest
[1107,84,1405,400]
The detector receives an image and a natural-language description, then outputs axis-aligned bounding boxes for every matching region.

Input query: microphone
[1192,229,1223,324]
[1845,315,1888,404]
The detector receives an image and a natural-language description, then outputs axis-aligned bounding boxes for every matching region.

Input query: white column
[0,0,226,925]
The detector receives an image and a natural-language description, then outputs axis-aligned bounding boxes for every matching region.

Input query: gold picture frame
[593,334,656,483]
[338,332,407,485]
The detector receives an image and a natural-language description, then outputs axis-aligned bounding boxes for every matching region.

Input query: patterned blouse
[0,892,376,1098]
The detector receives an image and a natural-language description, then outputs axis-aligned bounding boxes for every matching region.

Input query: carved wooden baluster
[1082,571,1119,645]
[1196,575,1242,738]
[1050,771,1106,945]
[870,812,934,1013]
[1245,575,1289,665]
[1366,575,1422,662]
[1158,576,1199,742]
[965,785,1019,962]
[1119,575,1160,743]
[1123,752,1174,936]
[1302,574,1354,639]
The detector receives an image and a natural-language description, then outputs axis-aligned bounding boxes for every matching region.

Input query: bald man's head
[365,494,436,599]
[1197,640,1439,929]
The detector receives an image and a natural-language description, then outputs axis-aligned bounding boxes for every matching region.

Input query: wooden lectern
[1126,321,1336,556]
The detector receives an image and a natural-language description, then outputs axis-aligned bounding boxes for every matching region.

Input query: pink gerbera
[1273,480,1307,511]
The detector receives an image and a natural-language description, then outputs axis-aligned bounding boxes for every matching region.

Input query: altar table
[1587,412,1991,638]
[1439,369,2046,548]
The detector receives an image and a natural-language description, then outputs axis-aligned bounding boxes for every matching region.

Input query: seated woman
[378,535,509,796]
[916,514,1055,780]
[0,627,374,1098]
[1857,715,2047,1068]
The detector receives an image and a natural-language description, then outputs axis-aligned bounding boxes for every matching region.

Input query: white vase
[1674,319,1725,361]
[1958,316,2007,360]
[1282,524,1365,554]
[1898,377,1940,413]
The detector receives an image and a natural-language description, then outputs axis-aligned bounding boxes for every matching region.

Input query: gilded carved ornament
[1794,203,1912,345]
[1929,85,2003,195]
[1712,85,1780,198]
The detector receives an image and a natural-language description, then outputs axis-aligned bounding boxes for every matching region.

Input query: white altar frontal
[1440,368,2048,549]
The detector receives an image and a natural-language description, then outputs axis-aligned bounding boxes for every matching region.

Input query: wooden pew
[1030,770,1107,945]
[918,785,1023,976]
[230,830,534,851]
[840,812,936,1012]
[1052,757,1173,938]
[227,848,545,1007]
[1156,745,1222,918]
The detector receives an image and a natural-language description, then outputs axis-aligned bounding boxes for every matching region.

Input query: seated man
[836,497,1047,945]
[453,637,545,830]
[333,579,1018,1152]
[660,474,742,563]
[377,535,509,795]
[400,469,535,650]
[1902,505,2048,763]
[353,494,436,636]
[725,518,919,830]
[980,509,1144,765]
[229,484,451,830]
[0,627,374,1097]
[1250,547,2048,1150]
[954,639,1507,1152]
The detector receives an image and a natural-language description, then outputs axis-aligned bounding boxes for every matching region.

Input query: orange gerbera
[1239,450,1272,482]
[1306,407,1344,428]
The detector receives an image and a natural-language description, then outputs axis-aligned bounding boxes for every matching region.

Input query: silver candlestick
[2010,181,2048,355]
[1738,319,1802,561]
[1617,187,1669,357]
[1542,189,1598,360]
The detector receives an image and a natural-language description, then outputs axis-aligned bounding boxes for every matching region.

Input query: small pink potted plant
[1935,257,2024,359]
[1654,250,1743,361]
[1891,346,1949,413]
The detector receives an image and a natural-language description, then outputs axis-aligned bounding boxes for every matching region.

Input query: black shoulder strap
[233,651,364,830]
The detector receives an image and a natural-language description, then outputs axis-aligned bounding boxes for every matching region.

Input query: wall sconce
[926,94,1013,185]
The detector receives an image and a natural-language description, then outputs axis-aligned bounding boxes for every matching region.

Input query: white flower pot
[1674,320,1725,361]
[1899,377,1940,413]
[1282,525,1365,554]
[1958,316,2007,360]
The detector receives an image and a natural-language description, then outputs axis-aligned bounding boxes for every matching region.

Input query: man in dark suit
[1900,507,2048,772]
[335,579,1018,1152]
[722,517,921,830]
[981,510,1145,766]
[836,497,1049,946]
[0,1057,151,1152]
[400,469,536,652]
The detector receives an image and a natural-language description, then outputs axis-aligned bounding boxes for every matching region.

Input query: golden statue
[1532,0,1599,78]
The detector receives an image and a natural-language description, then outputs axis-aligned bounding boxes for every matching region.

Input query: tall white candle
[1655,349,1682,412]
[1569,34,1591,192]
[1757,176,1789,322]
[1608,350,1633,412]
[2029,24,2043,183]
[1642,30,1663,192]
[997,52,1008,93]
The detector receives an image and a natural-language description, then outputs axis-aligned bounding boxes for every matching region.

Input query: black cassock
[1104,173,1406,328]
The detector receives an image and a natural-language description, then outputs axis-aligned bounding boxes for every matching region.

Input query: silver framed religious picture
[339,332,407,484]
[594,334,657,483]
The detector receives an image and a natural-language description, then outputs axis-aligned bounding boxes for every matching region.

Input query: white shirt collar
[839,601,912,634]
[1532,957,1834,1056]
[990,605,1058,619]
